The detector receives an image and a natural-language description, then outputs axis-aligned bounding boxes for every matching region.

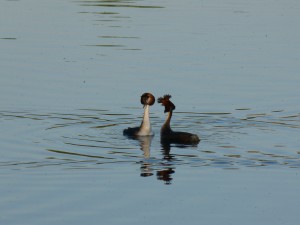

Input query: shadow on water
[0,108,300,183]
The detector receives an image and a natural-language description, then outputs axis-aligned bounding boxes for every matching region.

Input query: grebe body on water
[123,93,155,137]
[158,95,200,144]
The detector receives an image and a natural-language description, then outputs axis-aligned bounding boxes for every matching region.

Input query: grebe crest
[158,94,200,145]
[157,94,175,113]
[123,92,155,137]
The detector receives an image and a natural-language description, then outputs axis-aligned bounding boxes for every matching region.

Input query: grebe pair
[123,93,200,144]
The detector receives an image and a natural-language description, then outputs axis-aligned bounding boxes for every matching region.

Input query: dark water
[1,0,300,224]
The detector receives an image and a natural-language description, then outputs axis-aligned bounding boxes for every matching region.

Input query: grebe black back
[158,94,200,144]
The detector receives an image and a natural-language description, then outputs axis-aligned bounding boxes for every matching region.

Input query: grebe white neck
[160,110,172,135]
[137,105,153,136]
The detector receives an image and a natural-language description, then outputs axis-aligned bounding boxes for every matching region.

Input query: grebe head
[140,93,155,107]
[157,94,176,113]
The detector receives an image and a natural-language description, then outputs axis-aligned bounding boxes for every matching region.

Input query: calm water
[1,0,300,224]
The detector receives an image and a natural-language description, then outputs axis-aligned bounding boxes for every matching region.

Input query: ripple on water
[0,108,299,174]
[78,1,164,9]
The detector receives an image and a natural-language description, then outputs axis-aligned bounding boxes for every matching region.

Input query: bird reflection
[135,135,153,158]
[126,133,201,184]
[135,136,155,178]
[128,135,176,185]
[156,168,175,185]
[158,141,176,185]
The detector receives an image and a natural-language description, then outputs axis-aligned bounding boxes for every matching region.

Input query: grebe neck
[161,110,173,135]
[137,105,153,136]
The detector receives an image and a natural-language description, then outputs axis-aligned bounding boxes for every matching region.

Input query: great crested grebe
[158,94,200,144]
[123,93,155,137]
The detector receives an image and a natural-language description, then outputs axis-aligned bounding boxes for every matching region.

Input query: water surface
[1,0,300,224]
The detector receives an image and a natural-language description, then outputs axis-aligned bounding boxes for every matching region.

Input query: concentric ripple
[0,108,299,178]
